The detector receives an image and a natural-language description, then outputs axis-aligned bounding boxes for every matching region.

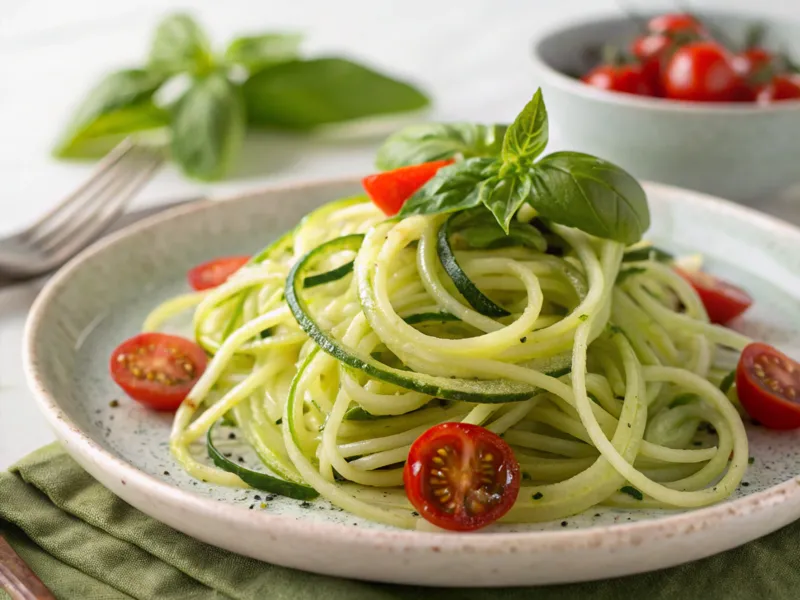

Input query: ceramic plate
[23,177,800,587]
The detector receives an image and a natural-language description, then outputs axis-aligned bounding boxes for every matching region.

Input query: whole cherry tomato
[631,34,672,93]
[756,74,800,103]
[662,42,747,102]
[581,64,656,96]
[647,13,704,36]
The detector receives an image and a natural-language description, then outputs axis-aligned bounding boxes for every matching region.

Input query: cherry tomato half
[756,74,800,103]
[662,42,746,102]
[737,343,800,430]
[362,159,454,216]
[403,422,520,531]
[647,13,704,36]
[110,333,208,411]
[188,256,250,291]
[581,64,656,96]
[676,268,753,325]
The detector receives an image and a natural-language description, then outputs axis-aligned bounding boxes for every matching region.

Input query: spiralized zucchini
[151,194,751,527]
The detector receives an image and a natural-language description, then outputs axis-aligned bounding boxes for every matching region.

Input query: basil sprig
[54,13,429,180]
[396,89,650,244]
[376,123,508,170]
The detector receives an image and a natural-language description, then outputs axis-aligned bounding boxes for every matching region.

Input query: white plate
[23,177,800,587]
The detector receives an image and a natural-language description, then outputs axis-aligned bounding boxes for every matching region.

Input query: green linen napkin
[1,444,798,600]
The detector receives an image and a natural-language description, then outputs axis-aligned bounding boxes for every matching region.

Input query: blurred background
[2,0,797,239]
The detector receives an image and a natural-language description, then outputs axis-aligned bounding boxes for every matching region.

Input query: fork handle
[0,536,56,600]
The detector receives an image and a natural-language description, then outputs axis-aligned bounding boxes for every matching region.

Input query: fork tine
[42,153,164,266]
[32,145,162,249]
[22,139,137,239]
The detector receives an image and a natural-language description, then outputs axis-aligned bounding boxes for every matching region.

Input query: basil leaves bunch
[54,14,429,181]
[391,90,650,244]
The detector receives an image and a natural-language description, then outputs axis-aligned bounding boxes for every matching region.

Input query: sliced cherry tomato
[647,13,704,36]
[756,74,800,103]
[581,64,656,96]
[403,422,520,531]
[188,256,250,291]
[662,42,747,102]
[631,34,672,93]
[362,159,454,216]
[675,268,753,325]
[736,343,800,430]
[110,333,208,411]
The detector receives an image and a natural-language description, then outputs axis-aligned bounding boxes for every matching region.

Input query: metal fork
[0,139,164,278]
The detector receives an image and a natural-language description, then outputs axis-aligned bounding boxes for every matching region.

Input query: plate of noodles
[24,91,800,586]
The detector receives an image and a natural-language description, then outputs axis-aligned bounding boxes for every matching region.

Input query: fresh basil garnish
[375,123,508,170]
[243,58,429,129]
[528,151,650,244]
[224,33,303,71]
[171,73,245,181]
[479,174,533,233]
[450,208,546,252]
[53,69,169,158]
[148,13,213,76]
[501,88,548,165]
[399,157,498,217]
[393,89,650,244]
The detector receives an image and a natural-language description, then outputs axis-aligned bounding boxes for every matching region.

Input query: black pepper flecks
[560,521,568,527]
[264,494,276,501]
[224,453,232,458]
[237,457,245,463]
[748,456,755,465]
[254,495,262,500]
[520,337,527,343]
[300,501,312,509]
[109,399,120,408]
[249,504,254,510]
[532,492,544,500]
[411,511,419,517]
[228,432,237,440]
[163,471,170,476]
[742,482,750,487]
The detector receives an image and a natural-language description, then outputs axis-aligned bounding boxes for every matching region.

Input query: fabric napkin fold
[1,444,798,600]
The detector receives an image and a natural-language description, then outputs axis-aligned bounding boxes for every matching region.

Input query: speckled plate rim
[22,176,800,587]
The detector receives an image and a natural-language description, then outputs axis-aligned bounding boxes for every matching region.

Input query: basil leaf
[149,13,213,75]
[528,151,650,244]
[54,69,169,158]
[502,88,548,165]
[224,33,303,71]
[375,123,508,170]
[242,58,429,129]
[479,174,533,233]
[398,158,498,218]
[719,370,736,394]
[451,208,546,252]
[171,73,245,181]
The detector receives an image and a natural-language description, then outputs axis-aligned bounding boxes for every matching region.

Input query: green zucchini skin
[285,234,539,404]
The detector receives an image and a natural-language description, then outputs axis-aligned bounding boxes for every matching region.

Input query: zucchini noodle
[147,194,750,528]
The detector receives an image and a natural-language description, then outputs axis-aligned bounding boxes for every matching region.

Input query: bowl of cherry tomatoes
[531,11,800,203]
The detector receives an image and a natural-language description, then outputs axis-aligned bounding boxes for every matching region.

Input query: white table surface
[1,0,799,469]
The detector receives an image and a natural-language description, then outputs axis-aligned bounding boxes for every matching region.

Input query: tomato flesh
[362,159,454,216]
[737,343,800,430]
[581,64,655,96]
[403,422,520,531]
[663,42,746,102]
[757,74,800,103]
[676,268,753,325]
[188,256,250,291]
[109,333,207,411]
